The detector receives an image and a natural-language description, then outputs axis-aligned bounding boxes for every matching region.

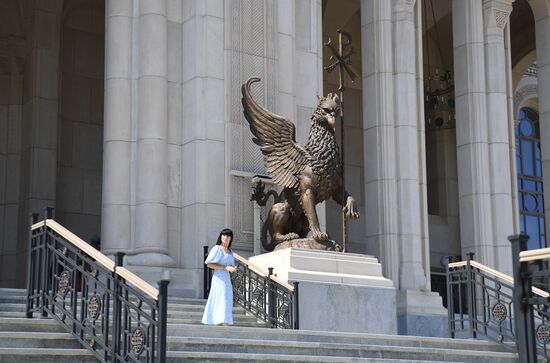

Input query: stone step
[0,291,518,363]
[165,324,511,353]
[1,289,208,305]
[0,331,82,349]
[165,351,472,363]
[0,348,97,362]
[0,296,29,304]
[163,336,517,363]
[0,314,265,330]
[0,288,27,296]
[0,317,66,333]
[0,302,253,316]
[0,313,265,331]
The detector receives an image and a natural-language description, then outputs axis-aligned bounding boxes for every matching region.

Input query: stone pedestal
[397,289,448,337]
[250,248,396,334]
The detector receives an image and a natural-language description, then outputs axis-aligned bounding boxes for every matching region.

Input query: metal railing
[515,235,550,362]
[447,253,517,344]
[203,246,299,329]
[446,235,550,362]
[26,208,169,363]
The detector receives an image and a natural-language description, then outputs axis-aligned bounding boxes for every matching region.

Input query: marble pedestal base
[249,248,396,334]
[397,289,448,337]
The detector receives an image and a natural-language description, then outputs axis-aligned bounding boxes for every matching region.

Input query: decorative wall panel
[228,0,277,251]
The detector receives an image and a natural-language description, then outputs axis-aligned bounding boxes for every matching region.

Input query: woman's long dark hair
[216,228,234,250]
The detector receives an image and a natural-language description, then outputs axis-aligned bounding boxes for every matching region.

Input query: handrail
[33,219,116,272]
[233,253,294,291]
[27,213,168,362]
[448,260,549,297]
[32,219,160,300]
[519,247,550,262]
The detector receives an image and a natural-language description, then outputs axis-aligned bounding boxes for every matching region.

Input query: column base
[397,289,448,337]
[123,265,200,298]
[126,252,177,268]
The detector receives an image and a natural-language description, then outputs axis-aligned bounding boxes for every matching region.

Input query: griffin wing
[241,77,309,189]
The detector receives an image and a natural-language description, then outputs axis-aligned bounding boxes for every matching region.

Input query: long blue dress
[201,245,235,325]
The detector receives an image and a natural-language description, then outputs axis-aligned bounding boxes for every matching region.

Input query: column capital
[483,0,514,29]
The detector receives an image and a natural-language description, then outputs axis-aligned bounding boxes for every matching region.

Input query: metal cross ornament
[324,29,358,252]
[324,30,358,94]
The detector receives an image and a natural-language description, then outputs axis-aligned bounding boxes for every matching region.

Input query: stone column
[482,0,514,273]
[393,0,427,291]
[452,0,495,265]
[102,0,133,255]
[17,2,63,286]
[131,0,175,267]
[504,11,520,236]
[394,0,447,337]
[182,0,225,277]
[361,0,399,283]
[528,0,550,242]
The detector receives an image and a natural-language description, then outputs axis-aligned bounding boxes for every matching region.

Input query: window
[516,108,546,249]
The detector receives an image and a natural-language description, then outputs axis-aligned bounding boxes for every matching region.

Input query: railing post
[203,246,209,299]
[158,273,170,363]
[268,267,275,328]
[40,207,54,318]
[509,234,537,363]
[26,212,40,318]
[44,206,55,219]
[466,252,476,338]
[293,281,299,330]
[444,256,455,338]
[113,252,124,363]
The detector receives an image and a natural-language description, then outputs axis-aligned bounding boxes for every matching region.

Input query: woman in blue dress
[202,228,236,326]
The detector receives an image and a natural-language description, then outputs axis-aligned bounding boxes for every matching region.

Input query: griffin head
[314,93,340,131]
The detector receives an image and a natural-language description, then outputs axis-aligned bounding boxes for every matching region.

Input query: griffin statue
[242,77,360,252]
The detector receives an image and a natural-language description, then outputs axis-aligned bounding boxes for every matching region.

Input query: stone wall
[56,0,104,244]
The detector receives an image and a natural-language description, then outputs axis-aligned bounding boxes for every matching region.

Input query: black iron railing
[203,246,299,329]
[446,253,516,344]
[446,235,550,362]
[26,208,169,363]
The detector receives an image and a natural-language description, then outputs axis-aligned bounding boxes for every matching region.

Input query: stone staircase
[0,288,519,362]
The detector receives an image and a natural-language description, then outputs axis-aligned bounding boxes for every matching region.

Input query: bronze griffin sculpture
[242,77,360,251]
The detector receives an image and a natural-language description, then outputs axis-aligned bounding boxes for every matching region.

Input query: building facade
[0,0,548,332]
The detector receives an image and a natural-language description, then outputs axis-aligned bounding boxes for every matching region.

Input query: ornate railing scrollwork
[26,208,169,363]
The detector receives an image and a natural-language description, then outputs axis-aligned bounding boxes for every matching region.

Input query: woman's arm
[207,263,236,272]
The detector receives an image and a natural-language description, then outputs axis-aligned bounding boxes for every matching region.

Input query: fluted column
[482,0,514,274]
[361,0,399,283]
[393,0,427,290]
[528,0,550,242]
[452,0,494,265]
[102,0,133,255]
[131,0,175,267]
